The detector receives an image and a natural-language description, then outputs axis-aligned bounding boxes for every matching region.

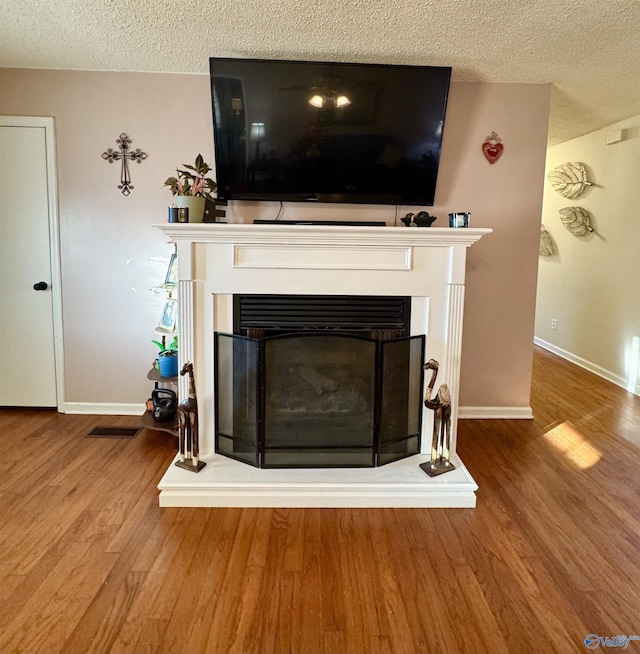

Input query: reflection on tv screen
[210,58,451,206]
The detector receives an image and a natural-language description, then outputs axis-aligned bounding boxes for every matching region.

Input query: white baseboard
[64,403,146,416]
[534,337,638,397]
[458,406,534,419]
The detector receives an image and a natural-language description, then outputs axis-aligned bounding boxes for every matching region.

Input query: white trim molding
[233,244,413,270]
[534,337,638,397]
[458,406,534,420]
[1,116,65,411]
[65,402,146,416]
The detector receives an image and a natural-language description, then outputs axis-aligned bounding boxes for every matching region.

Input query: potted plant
[153,335,179,378]
[164,154,217,223]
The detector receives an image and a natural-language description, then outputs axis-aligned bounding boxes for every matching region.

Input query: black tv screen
[209,57,451,206]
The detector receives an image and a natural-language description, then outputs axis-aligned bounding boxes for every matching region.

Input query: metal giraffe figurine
[419,359,456,477]
[175,362,206,473]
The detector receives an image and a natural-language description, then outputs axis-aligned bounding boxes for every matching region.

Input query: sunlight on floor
[543,421,602,469]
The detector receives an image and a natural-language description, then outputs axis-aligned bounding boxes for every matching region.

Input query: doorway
[0,116,64,408]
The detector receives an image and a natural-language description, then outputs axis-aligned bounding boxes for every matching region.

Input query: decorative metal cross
[101,133,148,195]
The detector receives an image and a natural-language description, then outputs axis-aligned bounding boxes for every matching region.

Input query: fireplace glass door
[214,333,260,466]
[214,332,424,468]
[263,334,377,467]
[378,336,425,465]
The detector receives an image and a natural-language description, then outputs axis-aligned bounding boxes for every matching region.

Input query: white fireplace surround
[156,223,491,508]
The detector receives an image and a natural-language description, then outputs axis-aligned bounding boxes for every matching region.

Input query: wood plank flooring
[0,346,639,653]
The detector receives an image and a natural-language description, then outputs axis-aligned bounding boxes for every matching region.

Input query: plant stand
[141,367,178,437]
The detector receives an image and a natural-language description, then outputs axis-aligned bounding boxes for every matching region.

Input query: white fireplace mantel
[156,223,491,508]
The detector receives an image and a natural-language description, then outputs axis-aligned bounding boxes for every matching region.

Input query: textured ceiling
[1,0,639,145]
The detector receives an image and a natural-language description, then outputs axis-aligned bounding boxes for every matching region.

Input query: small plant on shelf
[163,154,217,200]
[153,335,178,377]
[152,334,178,354]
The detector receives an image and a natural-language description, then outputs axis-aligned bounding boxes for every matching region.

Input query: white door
[0,118,63,407]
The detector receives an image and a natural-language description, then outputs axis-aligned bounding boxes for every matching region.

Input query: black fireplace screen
[214,331,425,468]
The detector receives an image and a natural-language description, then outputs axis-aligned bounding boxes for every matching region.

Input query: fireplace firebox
[214,295,425,468]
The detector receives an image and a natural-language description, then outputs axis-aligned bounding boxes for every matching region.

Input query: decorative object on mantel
[401,211,437,227]
[419,359,456,477]
[204,197,227,223]
[539,225,555,256]
[547,162,592,199]
[101,133,147,196]
[176,362,206,472]
[164,154,217,224]
[559,206,594,236]
[481,131,504,164]
[449,212,471,228]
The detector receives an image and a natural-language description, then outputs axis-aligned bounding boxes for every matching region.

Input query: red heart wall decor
[482,132,504,164]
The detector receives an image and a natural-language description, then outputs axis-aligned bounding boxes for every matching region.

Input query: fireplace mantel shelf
[156,223,491,247]
[156,222,491,508]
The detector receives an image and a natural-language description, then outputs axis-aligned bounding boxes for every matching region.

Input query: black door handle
[33,281,48,291]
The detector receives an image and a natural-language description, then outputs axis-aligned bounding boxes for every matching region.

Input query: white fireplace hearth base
[157,453,478,508]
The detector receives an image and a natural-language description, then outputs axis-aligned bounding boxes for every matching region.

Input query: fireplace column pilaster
[176,240,194,403]
[444,282,465,454]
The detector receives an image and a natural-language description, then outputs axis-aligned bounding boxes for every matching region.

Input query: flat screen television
[209,57,452,206]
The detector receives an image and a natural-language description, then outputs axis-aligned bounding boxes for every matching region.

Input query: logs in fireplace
[214,295,425,468]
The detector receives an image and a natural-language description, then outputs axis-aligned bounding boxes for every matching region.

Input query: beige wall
[535,115,640,395]
[442,83,550,412]
[0,68,550,412]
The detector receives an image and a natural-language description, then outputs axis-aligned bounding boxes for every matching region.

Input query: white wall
[535,115,640,395]
[0,68,550,413]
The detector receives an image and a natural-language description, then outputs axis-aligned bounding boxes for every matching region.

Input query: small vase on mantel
[174,196,206,223]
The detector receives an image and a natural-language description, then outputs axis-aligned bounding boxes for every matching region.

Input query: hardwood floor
[1,346,639,654]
